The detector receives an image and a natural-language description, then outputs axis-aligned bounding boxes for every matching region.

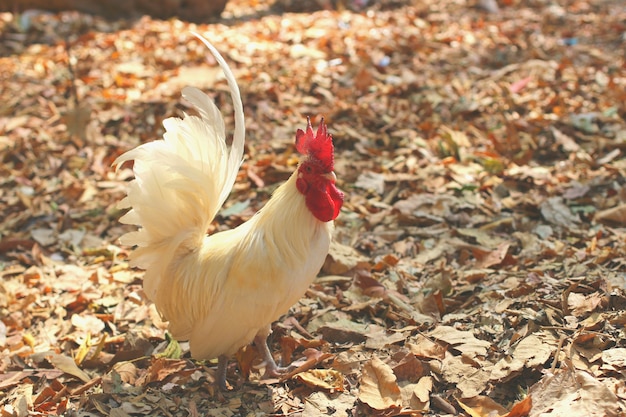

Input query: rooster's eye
[304,165,312,173]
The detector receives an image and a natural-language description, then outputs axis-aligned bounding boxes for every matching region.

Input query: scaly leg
[216,354,232,390]
[253,333,286,377]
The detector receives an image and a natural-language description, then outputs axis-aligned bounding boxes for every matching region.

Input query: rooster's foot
[254,334,295,378]
[263,361,297,378]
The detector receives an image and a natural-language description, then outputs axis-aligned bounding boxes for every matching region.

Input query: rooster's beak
[323,171,337,184]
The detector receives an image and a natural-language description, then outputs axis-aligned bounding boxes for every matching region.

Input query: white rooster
[114,33,344,388]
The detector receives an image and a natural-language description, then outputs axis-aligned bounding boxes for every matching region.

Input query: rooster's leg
[216,354,232,390]
[254,333,287,377]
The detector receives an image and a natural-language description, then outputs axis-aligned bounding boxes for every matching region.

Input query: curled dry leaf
[457,395,534,417]
[294,369,345,392]
[112,361,139,386]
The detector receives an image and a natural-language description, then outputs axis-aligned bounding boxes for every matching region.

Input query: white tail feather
[113,33,245,300]
[190,32,245,208]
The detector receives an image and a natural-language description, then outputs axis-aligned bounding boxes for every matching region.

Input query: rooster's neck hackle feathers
[295,117,334,172]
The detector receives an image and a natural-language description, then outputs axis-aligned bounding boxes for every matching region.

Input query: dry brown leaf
[457,228,508,249]
[4,384,32,417]
[323,241,368,274]
[551,126,580,153]
[540,197,580,228]
[529,367,621,417]
[457,395,508,417]
[428,326,491,357]
[281,349,334,381]
[568,292,605,317]
[332,349,368,375]
[407,335,447,360]
[490,332,557,381]
[302,391,355,417]
[135,358,187,386]
[439,355,491,398]
[30,228,57,246]
[47,353,91,383]
[400,376,433,411]
[364,326,408,350]
[112,361,139,385]
[71,314,106,335]
[595,204,626,226]
[294,369,345,392]
[474,242,513,269]
[393,194,456,224]
[354,67,374,93]
[390,349,426,382]
[318,319,371,344]
[63,104,92,142]
[358,356,402,411]
[0,371,38,391]
[601,348,626,371]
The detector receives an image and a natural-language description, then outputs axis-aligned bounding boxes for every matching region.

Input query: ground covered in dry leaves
[1,0,626,415]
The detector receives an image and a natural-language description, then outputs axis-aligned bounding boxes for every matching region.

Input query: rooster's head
[295,117,343,222]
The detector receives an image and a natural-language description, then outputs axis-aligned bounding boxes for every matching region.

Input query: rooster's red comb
[295,117,334,171]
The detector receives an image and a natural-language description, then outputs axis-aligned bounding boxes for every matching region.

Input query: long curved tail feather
[113,33,245,301]
[190,32,245,207]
